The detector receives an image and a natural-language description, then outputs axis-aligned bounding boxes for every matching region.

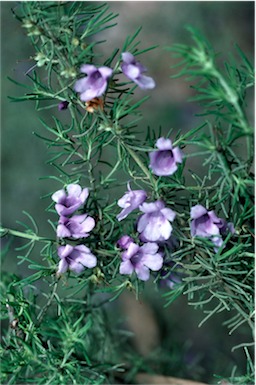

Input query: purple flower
[190,205,235,249]
[57,244,97,275]
[117,183,147,221]
[57,214,95,239]
[52,184,89,216]
[119,241,163,281]
[58,101,69,111]
[74,64,113,102]
[137,201,176,242]
[117,235,134,250]
[121,52,155,90]
[149,138,183,176]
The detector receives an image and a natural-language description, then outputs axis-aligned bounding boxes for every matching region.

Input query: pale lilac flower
[119,241,163,281]
[117,235,134,250]
[74,64,113,102]
[190,205,234,249]
[57,244,97,275]
[58,101,69,111]
[52,184,89,216]
[57,214,95,239]
[121,52,155,90]
[149,138,183,176]
[117,183,147,221]
[137,201,176,242]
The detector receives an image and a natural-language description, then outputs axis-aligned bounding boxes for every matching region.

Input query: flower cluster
[116,185,177,281]
[116,139,234,283]
[52,184,97,275]
[74,52,155,103]
[116,197,176,282]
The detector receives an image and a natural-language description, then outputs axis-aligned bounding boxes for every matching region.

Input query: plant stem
[1,227,55,243]
[125,144,158,194]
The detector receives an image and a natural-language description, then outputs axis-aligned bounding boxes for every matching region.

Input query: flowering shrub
[1,3,254,385]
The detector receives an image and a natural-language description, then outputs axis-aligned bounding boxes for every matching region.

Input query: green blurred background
[1,1,254,383]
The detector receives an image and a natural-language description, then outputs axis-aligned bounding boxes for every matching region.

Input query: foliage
[1,2,254,384]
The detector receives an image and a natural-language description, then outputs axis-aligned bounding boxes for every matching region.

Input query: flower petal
[122,242,140,260]
[122,52,135,64]
[190,205,207,219]
[74,78,90,93]
[117,235,134,249]
[123,63,141,79]
[140,242,159,255]
[57,244,73,259]
[76,252,97,268]
[67,184,82,197]
[120,260,134,275]
[173,147,184,164]
[80,64,97,75]
[135,264,150,281]
[52,189,66,203]
[156,138,173,150]
[80,188,89,203]
[134,75,155,89]
[57,224,71,238]
[143,253,163,271]
[137,213,150,232]
[98,66,113,78]
[161,208,176,222]
[69,260,85,274]
[139,201,164,213]
[57,259,69,275]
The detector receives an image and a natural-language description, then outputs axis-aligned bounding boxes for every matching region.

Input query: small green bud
[72,37,80,47]
[90,274,98,284]
[34,52,48,67]
[125,281,133,290]
[60,68,77,79]
[81,43,88,50]
[22,19,34,29]
[27,27,41,36]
